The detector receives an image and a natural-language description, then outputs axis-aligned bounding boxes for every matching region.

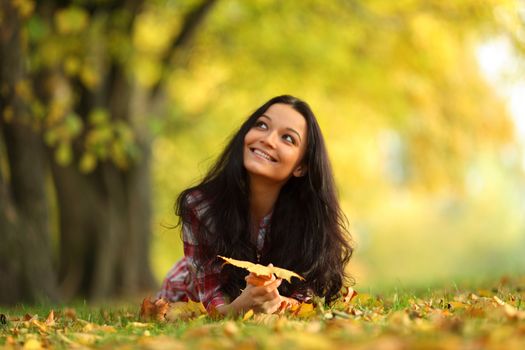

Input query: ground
[1,276,524,349]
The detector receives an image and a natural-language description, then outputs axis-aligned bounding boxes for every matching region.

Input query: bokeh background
[148,0,525,290]
[1,0,524,304]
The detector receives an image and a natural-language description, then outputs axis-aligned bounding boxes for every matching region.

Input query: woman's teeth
[253,149,274,161]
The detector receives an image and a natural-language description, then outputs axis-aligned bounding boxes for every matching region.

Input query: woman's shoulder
[182,189,211,219]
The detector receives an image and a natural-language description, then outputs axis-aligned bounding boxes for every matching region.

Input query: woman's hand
[220,269,282,315]
[242,272,282,314]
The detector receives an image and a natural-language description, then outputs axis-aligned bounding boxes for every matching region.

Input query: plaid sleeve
[182,194,227,312]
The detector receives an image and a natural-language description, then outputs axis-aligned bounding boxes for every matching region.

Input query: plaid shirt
[158,191,273,312]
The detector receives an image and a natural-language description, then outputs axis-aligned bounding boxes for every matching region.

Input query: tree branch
[149,0,219,100]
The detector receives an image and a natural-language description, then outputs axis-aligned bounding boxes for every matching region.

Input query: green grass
[1,275,525,349]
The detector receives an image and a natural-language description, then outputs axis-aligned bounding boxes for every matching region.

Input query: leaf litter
[1,275,525,349]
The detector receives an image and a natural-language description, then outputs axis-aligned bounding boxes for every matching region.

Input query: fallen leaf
[294,302,316,318]
[140,297,170,321]
[165,300,207,322]
[31,319,47,333]
[448,301,468,310]
[71,332,102,346]
[493,296,505,306]
[242,309,254,321]
[63,308,76,320]
[342,287,358,304]
[223,321,239,337]
[140,298,156,321]
[218,256,304,283]
[45,310,55,327]
[154,298,170,321]
[23,338,42,350]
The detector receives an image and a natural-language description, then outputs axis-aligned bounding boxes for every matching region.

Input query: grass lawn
[1,275,524,349]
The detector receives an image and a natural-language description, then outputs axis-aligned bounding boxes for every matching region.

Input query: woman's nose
[260,131,277,148]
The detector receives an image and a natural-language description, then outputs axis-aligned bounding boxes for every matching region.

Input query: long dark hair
[175,95,353,303]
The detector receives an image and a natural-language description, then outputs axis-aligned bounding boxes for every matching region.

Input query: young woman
[158,95,353,315]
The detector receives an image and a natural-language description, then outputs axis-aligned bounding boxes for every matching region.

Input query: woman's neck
[248,176,282,224]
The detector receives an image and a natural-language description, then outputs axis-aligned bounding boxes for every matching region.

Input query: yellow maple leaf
[218,256,304,283]
[165,300,207,322]
[294,302,316,318]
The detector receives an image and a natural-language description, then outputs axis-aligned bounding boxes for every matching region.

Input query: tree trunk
[0,0,58,304]
[51,154,155,299]
[0,144,25,304]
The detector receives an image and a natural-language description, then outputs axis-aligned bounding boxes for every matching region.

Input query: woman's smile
[250,147,277,162]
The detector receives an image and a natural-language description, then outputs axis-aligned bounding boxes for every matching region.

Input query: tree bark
[51,153,155,300]
[0,0,58,304]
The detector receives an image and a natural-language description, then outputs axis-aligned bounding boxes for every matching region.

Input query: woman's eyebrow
[260,114,302,142]
[287,128,302,142]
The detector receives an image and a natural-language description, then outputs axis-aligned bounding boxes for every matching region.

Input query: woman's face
[243,103,308,184]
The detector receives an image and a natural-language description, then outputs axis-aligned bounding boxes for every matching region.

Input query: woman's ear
[293,165,307,177]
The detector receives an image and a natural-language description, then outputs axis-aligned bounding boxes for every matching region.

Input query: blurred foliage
[149,0,525,288]
[5,0,524,289]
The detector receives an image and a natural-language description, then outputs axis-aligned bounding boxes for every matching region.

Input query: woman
[158,95,353,315]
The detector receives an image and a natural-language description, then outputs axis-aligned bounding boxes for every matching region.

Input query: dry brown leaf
[45,310,55,327]
[140,297,156,321]
[342,287,358,304]
[140,297,170,321]
[31,319,48,333]
[63,308,77,320]
[218,256,304,283]
[154,298,170,321]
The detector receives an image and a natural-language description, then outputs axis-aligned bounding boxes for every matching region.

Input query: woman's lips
[250,148,277,162]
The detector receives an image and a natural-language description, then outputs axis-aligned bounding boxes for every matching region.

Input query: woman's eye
[283,134,295,144]
[254,121,268,129]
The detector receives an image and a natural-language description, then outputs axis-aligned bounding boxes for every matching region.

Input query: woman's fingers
[254,278,281,294]
[245,272,275,286]
[246,274,270,286]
